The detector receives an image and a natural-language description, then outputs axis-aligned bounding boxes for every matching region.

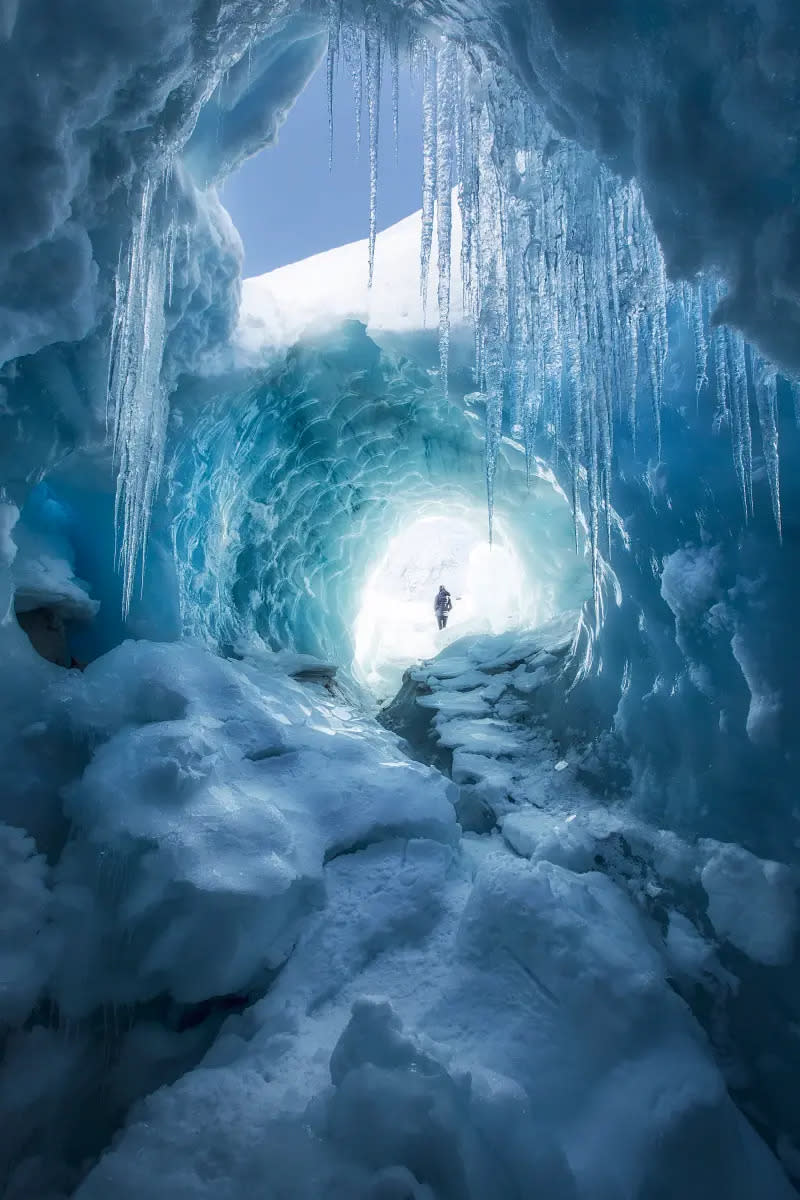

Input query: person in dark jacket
[434,585,453,630]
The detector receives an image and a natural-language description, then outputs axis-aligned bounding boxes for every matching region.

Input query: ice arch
[167,320,589,677]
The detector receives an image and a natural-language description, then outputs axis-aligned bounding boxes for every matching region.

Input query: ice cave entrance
[353,508,544,699]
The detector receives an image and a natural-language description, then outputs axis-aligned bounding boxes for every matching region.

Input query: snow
[0,613,794,1195]
[47,639,457,1017]
[660,545,722,625]
[74,832,795,1200]
[237,202,465,358]
[381,615,585,819]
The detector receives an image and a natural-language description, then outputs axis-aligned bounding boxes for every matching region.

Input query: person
[434,585,453,630]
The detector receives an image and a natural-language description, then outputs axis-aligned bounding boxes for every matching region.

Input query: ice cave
[1,1,799,1197]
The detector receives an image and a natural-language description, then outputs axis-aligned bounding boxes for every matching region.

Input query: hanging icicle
[341,23,363,154]
[420,42,437,318]
[108,174,170,618]
[365,7,382,286]
[481,286,505,544]
[326,0,341,170]
[435,42,455,397]
[389,17,400,164]
[752,352,782,540]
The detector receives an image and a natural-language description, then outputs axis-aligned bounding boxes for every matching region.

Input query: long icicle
[420,42,437,319]
[365,8,381,287]
[342,23,363,154]
[435,42,455,398]
[109,174,170,617]
[752,350,782,540]
[389,17,400,164]
[326,0,340,170]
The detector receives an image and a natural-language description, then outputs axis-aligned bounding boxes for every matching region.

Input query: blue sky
[221,61,424,277]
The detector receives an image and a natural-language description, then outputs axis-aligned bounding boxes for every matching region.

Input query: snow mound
[48,640,457,1018]
[75,839,795,1200]
[236,203,464,358]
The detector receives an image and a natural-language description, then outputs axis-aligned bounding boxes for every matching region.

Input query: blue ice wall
[165,322,588,667]
[562,312,800,858]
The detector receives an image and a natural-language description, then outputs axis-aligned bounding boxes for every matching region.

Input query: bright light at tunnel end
[353,508,550,699]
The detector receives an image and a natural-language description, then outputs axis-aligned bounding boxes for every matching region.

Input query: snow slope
[236,203,464,358]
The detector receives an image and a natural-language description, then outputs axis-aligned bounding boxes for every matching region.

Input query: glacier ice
[1,0,800,1196]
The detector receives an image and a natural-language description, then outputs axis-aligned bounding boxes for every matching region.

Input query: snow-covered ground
[2,618,791,1197]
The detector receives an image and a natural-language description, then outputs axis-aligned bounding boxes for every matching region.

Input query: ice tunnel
[1,1,800,1198]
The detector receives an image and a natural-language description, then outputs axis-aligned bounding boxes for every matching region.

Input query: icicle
[626,188,667,460]
[567,265,585,551]
[106,244,125,435]
[711,314,751,521]
[109,174,170,618]
[711,314,730,446]
[326,0,340,170]
[752,352,782,539]
[420,43,437,318]
[575,253,600,602]
[389,19,400,164]
[306,42,796,599]
[365,10,381,287]
[605,191,623,420]
[588,197,614,557]
[435,42,455,397]
[342,24,363,153]
[457,83,480,330]
[646,313,663,460]
[693,281,708,400]
[482,293,505,543]
[506,199,531,445]
[727,327,753,518]
[588,391,601,613]
[166,221,176,307]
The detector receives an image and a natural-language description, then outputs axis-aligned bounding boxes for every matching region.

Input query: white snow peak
[236,202,464,358]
